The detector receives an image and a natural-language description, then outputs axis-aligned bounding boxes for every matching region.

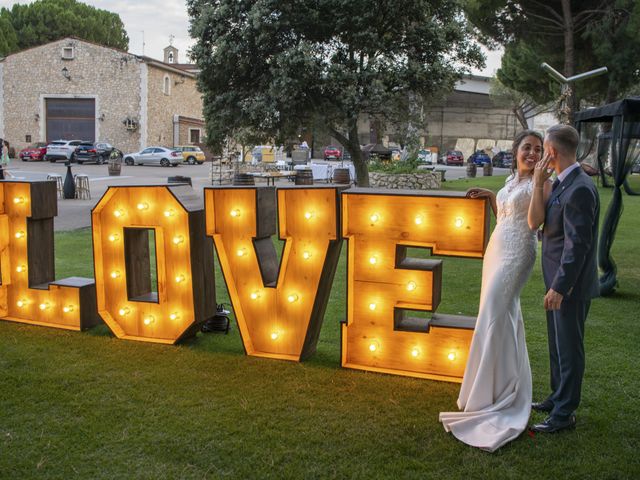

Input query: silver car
[123,146,181,167]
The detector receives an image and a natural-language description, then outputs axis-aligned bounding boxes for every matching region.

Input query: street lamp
[540,63,608,123]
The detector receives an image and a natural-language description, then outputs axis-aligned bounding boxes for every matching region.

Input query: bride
[439,130,552,452]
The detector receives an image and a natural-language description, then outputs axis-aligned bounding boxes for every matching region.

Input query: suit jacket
[542,166,600,301]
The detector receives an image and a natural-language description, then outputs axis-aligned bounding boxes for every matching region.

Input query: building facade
[0,37,204,154]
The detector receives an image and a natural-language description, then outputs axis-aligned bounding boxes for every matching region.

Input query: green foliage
[369,157,423,174]
[0,0,128,56]
[466,0,640,108]
[187,0,484,184]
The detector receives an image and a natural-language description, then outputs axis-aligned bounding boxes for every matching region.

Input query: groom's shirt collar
[557,161,580,184]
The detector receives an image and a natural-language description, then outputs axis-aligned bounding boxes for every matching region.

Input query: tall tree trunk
[561,0,576,124]
[327,118,369,187]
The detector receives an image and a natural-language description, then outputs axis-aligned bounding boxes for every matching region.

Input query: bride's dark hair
[511,130,543,173]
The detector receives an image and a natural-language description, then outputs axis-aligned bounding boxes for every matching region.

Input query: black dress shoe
[530,415,576,433]
[531,400,553,413]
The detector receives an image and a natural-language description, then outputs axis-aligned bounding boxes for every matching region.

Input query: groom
[532,124,600,433]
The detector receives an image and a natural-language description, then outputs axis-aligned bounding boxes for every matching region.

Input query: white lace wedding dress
[439,174,537,452]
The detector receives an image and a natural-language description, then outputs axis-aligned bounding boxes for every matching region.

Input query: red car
[324,145,342,160]
[445,150,464,166]
[19,142,47,161]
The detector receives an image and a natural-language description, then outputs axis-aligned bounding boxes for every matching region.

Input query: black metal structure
[574,97,640,296]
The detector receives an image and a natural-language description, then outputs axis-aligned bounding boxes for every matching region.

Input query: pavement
[3,159,510,231]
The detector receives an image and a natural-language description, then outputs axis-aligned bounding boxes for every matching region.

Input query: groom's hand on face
[544,289,564,310]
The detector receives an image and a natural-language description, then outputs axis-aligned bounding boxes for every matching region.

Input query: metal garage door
[46,98,95,142]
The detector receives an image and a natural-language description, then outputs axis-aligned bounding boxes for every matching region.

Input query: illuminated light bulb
[236,248,247,257]
[369,256,377,265]
[175,274,186,283]
[369,213,380,223]
[411,348,420,358]
[63,305,75,313]
[414,214,424,225]
[110,270,121,279]
[454,217,464,228]
[406,281,417,292]
[302,251,312,260]
[250,291,260,300]
[287,293,299,303]
[108,233,120,242]
[163,209,175,218]
[13,196,25,204]
[369,341,379,352]
[113,209,125,218]
[16,264,26,273]
[369,303,377,311]
[137,202,149,211]
[143,315,155,326]
[16,299,27,308]
[14,231,25,239]
[304,211,314,220]
[270,332,279,341]
[169,312,180,321]
[447,351,457,361]
[39,302,50,311]
[229,209,241,218]
[172,235,185,245]
[118,307,130,316]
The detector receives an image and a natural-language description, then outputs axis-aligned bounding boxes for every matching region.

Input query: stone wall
[0,38,142,153]
[146,66,203,147]
[369,171,441,190]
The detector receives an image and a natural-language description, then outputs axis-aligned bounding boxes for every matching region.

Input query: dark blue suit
[542,165,599,420]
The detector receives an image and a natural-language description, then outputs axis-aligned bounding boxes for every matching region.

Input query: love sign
[0,181,489,382]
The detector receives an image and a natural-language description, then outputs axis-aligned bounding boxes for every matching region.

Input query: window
[163,75,170,95]
[189,129,200,144]
[62,46,74,60]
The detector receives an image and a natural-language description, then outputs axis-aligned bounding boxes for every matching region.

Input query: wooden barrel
[483,163,493,177]
[107,162,121,176]
[295,169,314,185]
[332,167,351,184]
[233,173,255,186]
[466,163,477,178]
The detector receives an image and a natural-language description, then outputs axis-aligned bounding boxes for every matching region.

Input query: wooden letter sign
[92,185,215,343]
[204,186,342,361]
[341,189,489,382]
[0,180,100,330]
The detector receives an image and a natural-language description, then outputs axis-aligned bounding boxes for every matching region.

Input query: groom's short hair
[545,124,579,157]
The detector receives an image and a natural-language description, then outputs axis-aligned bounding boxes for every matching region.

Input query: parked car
[468,150,491,166]
[174,145,206,164]
[73,141,117,164]
[440,150,464,166]
[324,145,342,161]
[123,146,181,167]
[45,139,83,162]
[19,142,47,161]
[492,151,513,168]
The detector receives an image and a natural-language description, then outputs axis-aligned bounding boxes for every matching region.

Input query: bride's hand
[466,187,493,199]
[534,153,554,187]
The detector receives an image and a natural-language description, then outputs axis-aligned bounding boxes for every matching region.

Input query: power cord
[201,303,231,334]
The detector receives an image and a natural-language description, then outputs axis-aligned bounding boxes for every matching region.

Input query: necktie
[552,178,560,191]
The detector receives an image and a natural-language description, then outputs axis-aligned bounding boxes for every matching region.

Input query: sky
[0,0,502,74]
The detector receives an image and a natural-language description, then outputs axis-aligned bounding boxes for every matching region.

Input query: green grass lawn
[2,178,639,479]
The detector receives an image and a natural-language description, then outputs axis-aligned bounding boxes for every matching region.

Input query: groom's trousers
[546,297,590,420]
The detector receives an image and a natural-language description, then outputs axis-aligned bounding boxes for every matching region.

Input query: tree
[187,0,484,186]
[0,0,128,56]
[489,77,553,129]
[466,0,640,123]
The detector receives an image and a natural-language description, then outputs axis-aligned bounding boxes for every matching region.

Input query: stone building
[0,37,204,154]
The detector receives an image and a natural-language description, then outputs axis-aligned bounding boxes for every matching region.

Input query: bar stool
[74,174,91,199]
[47,174,64,199]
